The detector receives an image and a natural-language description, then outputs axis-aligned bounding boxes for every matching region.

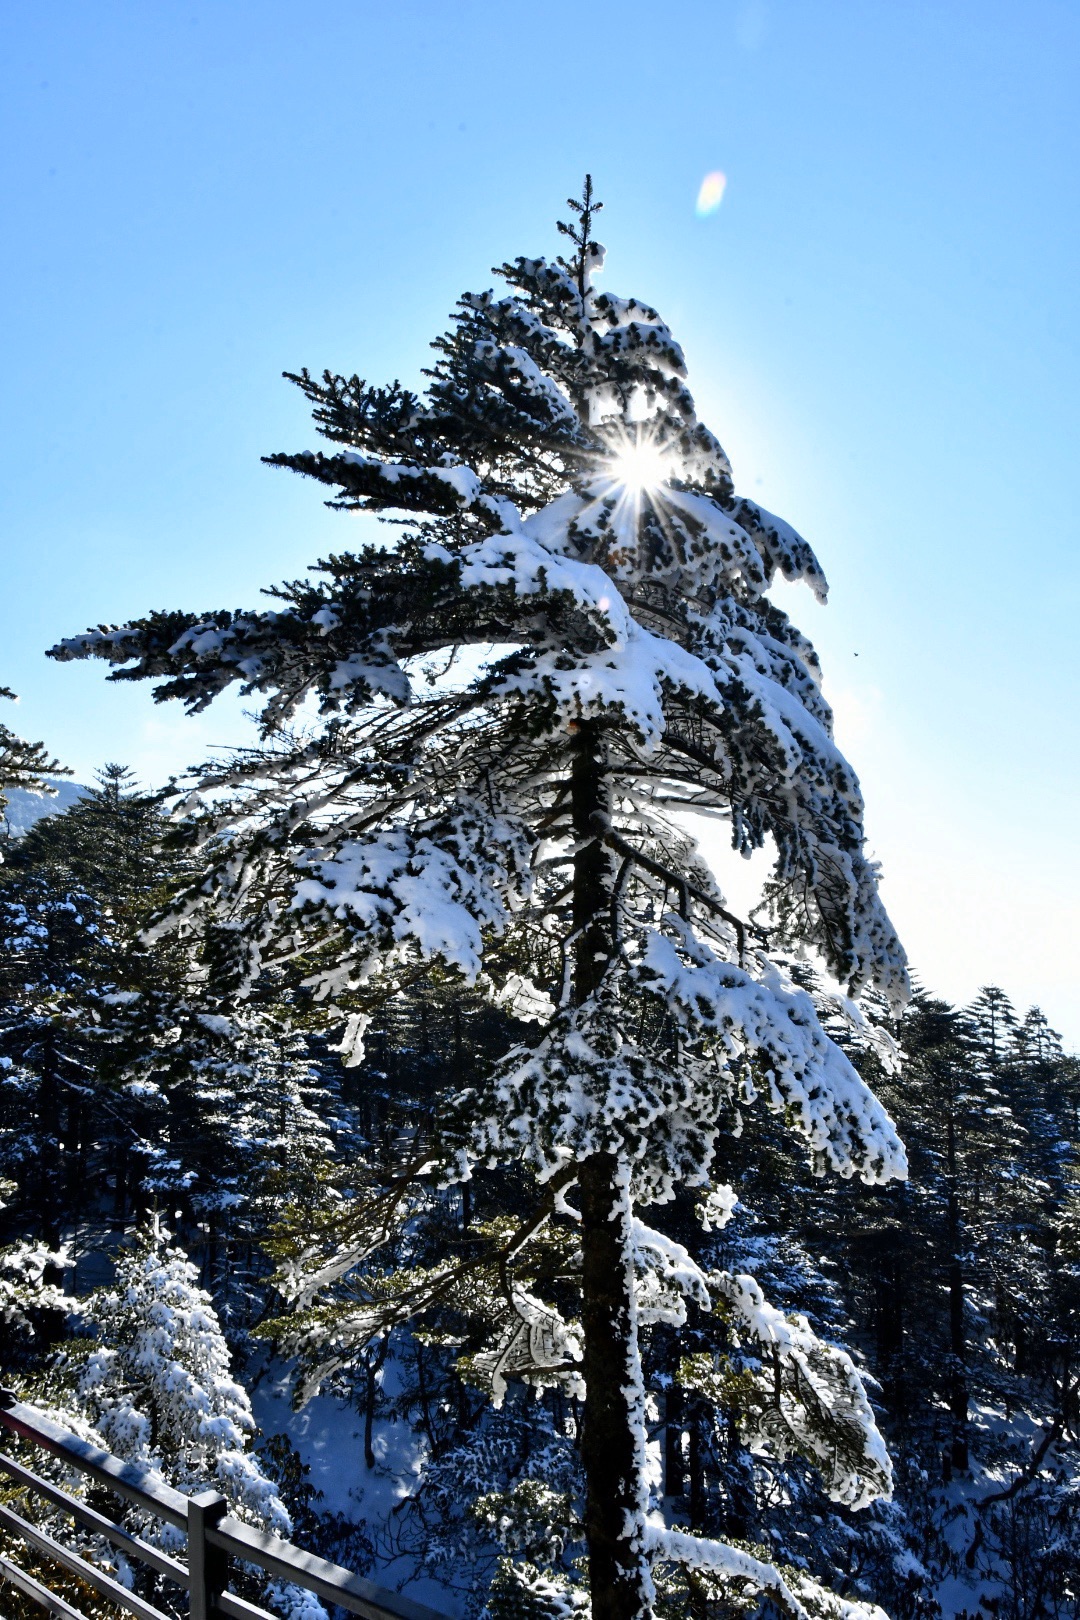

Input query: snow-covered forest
[1,186,1077,1620]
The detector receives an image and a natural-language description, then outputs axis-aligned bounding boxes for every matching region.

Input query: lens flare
[696,171,727,217]
[611,437,670,495]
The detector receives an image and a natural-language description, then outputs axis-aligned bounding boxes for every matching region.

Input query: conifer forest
[1,186,1077,1620]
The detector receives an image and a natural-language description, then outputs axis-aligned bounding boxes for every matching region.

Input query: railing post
[187,1489,228,1620]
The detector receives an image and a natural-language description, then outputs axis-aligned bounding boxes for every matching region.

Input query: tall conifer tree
[54,183,909,1620]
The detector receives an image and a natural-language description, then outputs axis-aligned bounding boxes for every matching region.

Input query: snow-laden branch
[636,921,906,1185]
[706,1270,893,1508]
[643,1523,889,1620]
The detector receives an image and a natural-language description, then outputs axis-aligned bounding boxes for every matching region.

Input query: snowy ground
[248,1367,1061,1619]
[912,1401,1062,1618]
[250,1357,465,1618]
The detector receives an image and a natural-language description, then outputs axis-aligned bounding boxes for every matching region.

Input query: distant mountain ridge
[2,778,89,837]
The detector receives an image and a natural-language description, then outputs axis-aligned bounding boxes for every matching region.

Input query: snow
[251,1358,468,1619]
[493,973,557,1023]
[636,924,906,1184]
[251,1368,419,1519]
[644,1523,890,1620]
[696,1183,739,1231]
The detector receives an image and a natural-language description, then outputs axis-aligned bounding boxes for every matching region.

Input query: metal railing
[0,1392,450,1620]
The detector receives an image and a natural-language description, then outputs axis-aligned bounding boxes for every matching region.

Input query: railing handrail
[0,1397,190,1526]
[0,1393,452,1620]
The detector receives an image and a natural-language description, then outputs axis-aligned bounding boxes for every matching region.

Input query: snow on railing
[0,1391,450,1620]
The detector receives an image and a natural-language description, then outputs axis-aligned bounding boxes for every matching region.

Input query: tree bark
[946,1115,968,1472]
[688,1408,704,1528]
[570,719,613,1009]
[580,1154,650,1620]
[571,721,652,1620]
[37,1039,64,1251]
[364,1338,388,1470]
[872,1235,905,1419]
[664,1360,685,1501]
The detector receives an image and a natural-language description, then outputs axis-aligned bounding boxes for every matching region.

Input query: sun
[608,432,672,496]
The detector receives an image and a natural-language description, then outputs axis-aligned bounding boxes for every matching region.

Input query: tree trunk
[364,1338,387,1470]
[572,721,652,1620]
[37,1041,64,1250]
[946,1116,968,1471]
[872,1235,905,1419]
[688,1408,704,1528]
[580,1154,650,1620]
[664,1361,685,1502]
[724,1421,756,1542]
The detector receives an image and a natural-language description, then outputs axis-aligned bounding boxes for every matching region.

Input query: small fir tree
[67,1221,288,1520]
[55,181,910,1620]
[58,1220,326,1620]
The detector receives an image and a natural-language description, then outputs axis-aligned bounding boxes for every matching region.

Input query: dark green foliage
[0,768,342,1320]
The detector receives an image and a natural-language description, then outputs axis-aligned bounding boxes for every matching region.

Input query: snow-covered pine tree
[0,768,171,1243]
[122,998,337,1321]
[55,1219,326,1620]
[0,851,114,1250]
[53,180,909,1620]
[64,1219,289,1525]
[0,765,336,1301]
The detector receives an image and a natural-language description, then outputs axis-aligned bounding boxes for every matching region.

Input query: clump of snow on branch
[697,1183,738,1231]
[643,1523,890,1620]
[0,1241,74,1328]
[636,922,906,1185]
[470,1286,585,1407]
[290,799,532,990]
[708,1269,893,1509]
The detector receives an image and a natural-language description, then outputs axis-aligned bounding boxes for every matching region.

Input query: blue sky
[2,0,1077,1041]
